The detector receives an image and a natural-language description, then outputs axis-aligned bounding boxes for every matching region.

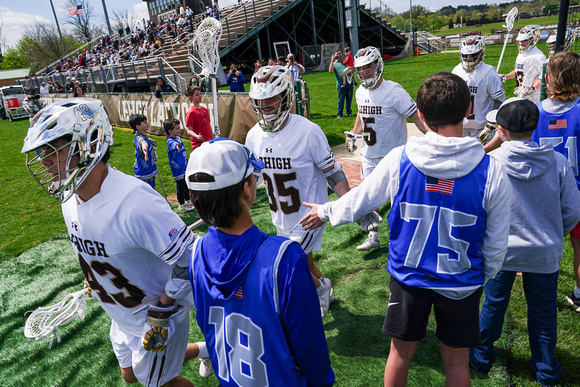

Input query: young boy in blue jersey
[470,98,580,386]
[185,138,335,386]
[531,51,580,313]
[129,113,157,188]
[300,72,511,386]
[164,118,192,212]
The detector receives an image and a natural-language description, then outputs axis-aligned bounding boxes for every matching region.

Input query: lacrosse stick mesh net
[24,288,88,348]
[504,7,518,31]
[191,18,223,76]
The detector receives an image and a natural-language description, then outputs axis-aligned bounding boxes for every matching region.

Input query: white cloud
[0,7,51,49]
[133,2,148,21]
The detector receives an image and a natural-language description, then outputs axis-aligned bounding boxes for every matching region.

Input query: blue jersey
[166,136,187,180]
[133,134,157,180]
[387,147,489,290]
[533,99,580,190]
[190,226,334,387]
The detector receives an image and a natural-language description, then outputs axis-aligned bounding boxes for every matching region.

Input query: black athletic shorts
[382,277,483,348]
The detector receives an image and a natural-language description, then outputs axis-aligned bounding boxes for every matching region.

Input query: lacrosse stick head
[503,7,518,31]
[546,27,577,56]
[460,36,485,73]
[249,66,295,133]
[516,25,541,54]
[191,18,222,76]
[21,99,114,203]
[24,288,88,344]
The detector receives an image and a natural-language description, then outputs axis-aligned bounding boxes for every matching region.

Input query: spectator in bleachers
[66,77,74,93]
[155,76,174,98]
[73,85,84,98]
[54,80,64,93]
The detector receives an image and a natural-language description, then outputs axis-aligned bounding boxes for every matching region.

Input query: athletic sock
[196,342,209,358]
[369,231,379,237]
[574,285,580,299]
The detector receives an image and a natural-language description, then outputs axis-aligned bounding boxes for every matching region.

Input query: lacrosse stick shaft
[496,34,510,72]
[188,218,204,230]
[156,169,167,201]
[211,78,219,137]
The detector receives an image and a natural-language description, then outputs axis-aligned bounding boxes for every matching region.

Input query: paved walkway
[333,123,425,187]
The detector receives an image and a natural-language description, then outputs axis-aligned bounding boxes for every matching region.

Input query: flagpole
[101,0,113,36]
[49,0,67,55]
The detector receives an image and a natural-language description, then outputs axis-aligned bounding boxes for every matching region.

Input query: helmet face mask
[249,65,295,132]
[21,98,113,203]
[460,36,485,73]
[354,46,383,89]
[516,25,540,54]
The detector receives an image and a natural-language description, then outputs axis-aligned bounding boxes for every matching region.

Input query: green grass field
[434,15,560,36]
[1,42,579,386]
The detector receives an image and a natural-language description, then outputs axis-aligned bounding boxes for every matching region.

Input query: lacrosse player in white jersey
[21,99,212,387]
[500,25,546,103]
[452,36,506,143]
[347,46,427,251]
[245,65,380,317]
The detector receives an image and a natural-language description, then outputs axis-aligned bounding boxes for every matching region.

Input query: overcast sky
[1,0,485,49]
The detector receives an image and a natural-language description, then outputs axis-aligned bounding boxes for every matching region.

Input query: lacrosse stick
[191,18,223,138]
[24,288,89,349]
[497,7,518,72]
[344,131,363,153]
[188,218,204,231]
[515,65,540,98]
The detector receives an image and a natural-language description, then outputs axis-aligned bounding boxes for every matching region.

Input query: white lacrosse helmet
[249,65,295,132]
[460,35,486,73]
[354,46,384,89]
[516,25,541,54]
[21,98,113,203]
[546,27,577,56]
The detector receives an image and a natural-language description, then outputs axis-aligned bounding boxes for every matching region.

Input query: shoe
[199,357,214,378]
[185,199,193,207]
[179,203,193,211]
[357,234,380,251]
[317,277,333,317]
[336,115,342,119]
[566,291,580,312]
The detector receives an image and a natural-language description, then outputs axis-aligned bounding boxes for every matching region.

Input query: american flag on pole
[425,176,454,195]
[69,4,83,16]
[548,119,567,130]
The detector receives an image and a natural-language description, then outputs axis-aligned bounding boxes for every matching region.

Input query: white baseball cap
[186,138,264,191]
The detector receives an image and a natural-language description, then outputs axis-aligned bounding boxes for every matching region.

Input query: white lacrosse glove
[478,122,496,145]
[345,131,357,153]
[358,211,383,232]
[135,298,184,352]
[514,86,534,97]
[499,74,507,83]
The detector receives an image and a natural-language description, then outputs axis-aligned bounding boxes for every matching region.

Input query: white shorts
[110,312,189,386]
[277,223,326,254]
[361,155,384,180]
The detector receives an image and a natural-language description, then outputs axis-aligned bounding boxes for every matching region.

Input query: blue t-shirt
[190,226,334,387]
[166,136,187,180]
[533,99,580,190]
[133,134,157,180]
[387,147,489,290]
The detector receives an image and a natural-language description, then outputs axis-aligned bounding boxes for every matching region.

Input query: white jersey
[61,165,195,331]
[452,62,506,130]
[515,46,546,103]
[245,114,334,233]
[355,79,417,158]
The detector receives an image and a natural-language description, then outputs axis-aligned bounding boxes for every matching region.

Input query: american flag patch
[168,228,178,241]
[549,119,567,129]
[426,176,454,195]
[233,287,243,299]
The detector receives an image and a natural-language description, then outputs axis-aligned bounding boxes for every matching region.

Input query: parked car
[0,85,29,121]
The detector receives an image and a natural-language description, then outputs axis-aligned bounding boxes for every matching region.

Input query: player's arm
[352,112,362,134]
[161,240,195,309]
[531,77,542,90]
[501,70,516,80]
[323,163,350,197]
[410,112,427,134]
[481,158,511,280]
[483,135,503,153]
[277,245,335,386]
[138,137,150,161]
